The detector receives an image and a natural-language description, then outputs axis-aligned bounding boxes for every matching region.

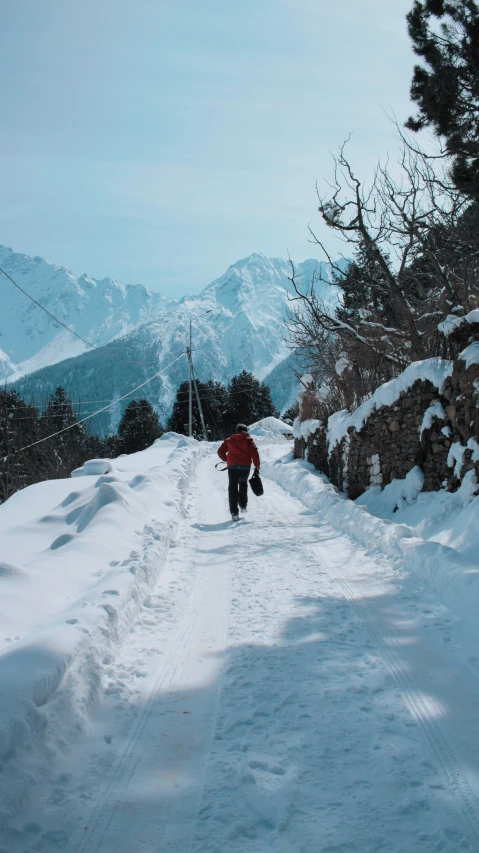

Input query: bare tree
[287,137,478,412]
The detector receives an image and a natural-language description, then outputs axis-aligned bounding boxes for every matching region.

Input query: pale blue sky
[0,0,415,295]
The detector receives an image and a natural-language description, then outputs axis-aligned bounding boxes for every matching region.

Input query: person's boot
[240,506,247,513]
[231,513,239,522]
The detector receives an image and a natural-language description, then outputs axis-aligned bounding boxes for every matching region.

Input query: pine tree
[0,389,41,501]
[168,381,201,438]
[168,380,228,440]
[282,402,299,425]
[225,371,278,433]
[335,242,401,329]
[406,0,479,199]
[200,380,229,440]
[40,387,86,478]
[117,399,163,454]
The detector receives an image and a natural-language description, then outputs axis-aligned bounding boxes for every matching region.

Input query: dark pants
[228,466,250,515]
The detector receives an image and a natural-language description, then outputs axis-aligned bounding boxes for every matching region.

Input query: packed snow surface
[2,438,479,851]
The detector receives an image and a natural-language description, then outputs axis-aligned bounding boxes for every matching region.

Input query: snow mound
[357,466,425,515]
[72,458,116,477]
[156,431,198,444]
[249,416,293,436]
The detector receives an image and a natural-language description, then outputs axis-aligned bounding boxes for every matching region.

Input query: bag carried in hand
[249,468,264,497]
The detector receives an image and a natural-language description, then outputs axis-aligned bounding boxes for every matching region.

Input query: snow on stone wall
[327,358,453,453]
[294,350,479,499]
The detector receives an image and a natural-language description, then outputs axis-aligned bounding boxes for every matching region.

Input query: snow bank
[0,433,201,821]
[327,358,452,451]
[263,450,479,636]
[356,466,425,516]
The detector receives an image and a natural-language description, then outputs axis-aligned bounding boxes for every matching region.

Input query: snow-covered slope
[8,252,341,431]
[0,433,201,823]
[0,245,172,381]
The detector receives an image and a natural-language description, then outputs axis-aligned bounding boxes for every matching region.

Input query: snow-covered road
[5,448,479,852]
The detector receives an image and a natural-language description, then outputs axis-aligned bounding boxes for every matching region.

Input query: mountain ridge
[2,246,342,432]
[0,244,172,381]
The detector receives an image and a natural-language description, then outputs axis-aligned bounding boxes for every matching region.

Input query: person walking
[217,423,261,521]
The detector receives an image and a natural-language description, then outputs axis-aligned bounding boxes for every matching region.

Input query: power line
[3,403,164,421]
[0,266,160,366]
[2,380,294,420]
[0,353,186,462]
[170,377,296,403]
[4,408,159,419]
[6,397,164,409]
[5,375,297,412]
[203,398,222,437]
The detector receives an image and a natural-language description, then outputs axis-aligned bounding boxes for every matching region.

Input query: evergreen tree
[168,381,202,439]
[224,371,278,434]
[168,380,228,440]
[200,380,229,440]
[117,399,163,454]
[406,0,479,199]
[40,387,86,479]
[0,389,41,501]
[335,242,401,329]
[282,402,299,424]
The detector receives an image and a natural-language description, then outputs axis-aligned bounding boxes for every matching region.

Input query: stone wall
[294,356,479,498]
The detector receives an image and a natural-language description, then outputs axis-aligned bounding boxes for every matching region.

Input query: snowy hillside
[0,245,173,381]
[8,252,341,431]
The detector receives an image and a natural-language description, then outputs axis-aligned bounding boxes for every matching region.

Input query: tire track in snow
[71,458,230,853]
[74,569,206,853]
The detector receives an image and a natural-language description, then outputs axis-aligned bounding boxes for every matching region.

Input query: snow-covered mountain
[0,245,173,381]
[6,249,342,432]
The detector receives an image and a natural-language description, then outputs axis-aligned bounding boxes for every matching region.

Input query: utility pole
[191,359,208,441]
[186,310,212,441]
[188,317,193,437]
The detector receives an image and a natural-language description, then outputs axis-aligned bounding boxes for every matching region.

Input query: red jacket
[218,432,260,469]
